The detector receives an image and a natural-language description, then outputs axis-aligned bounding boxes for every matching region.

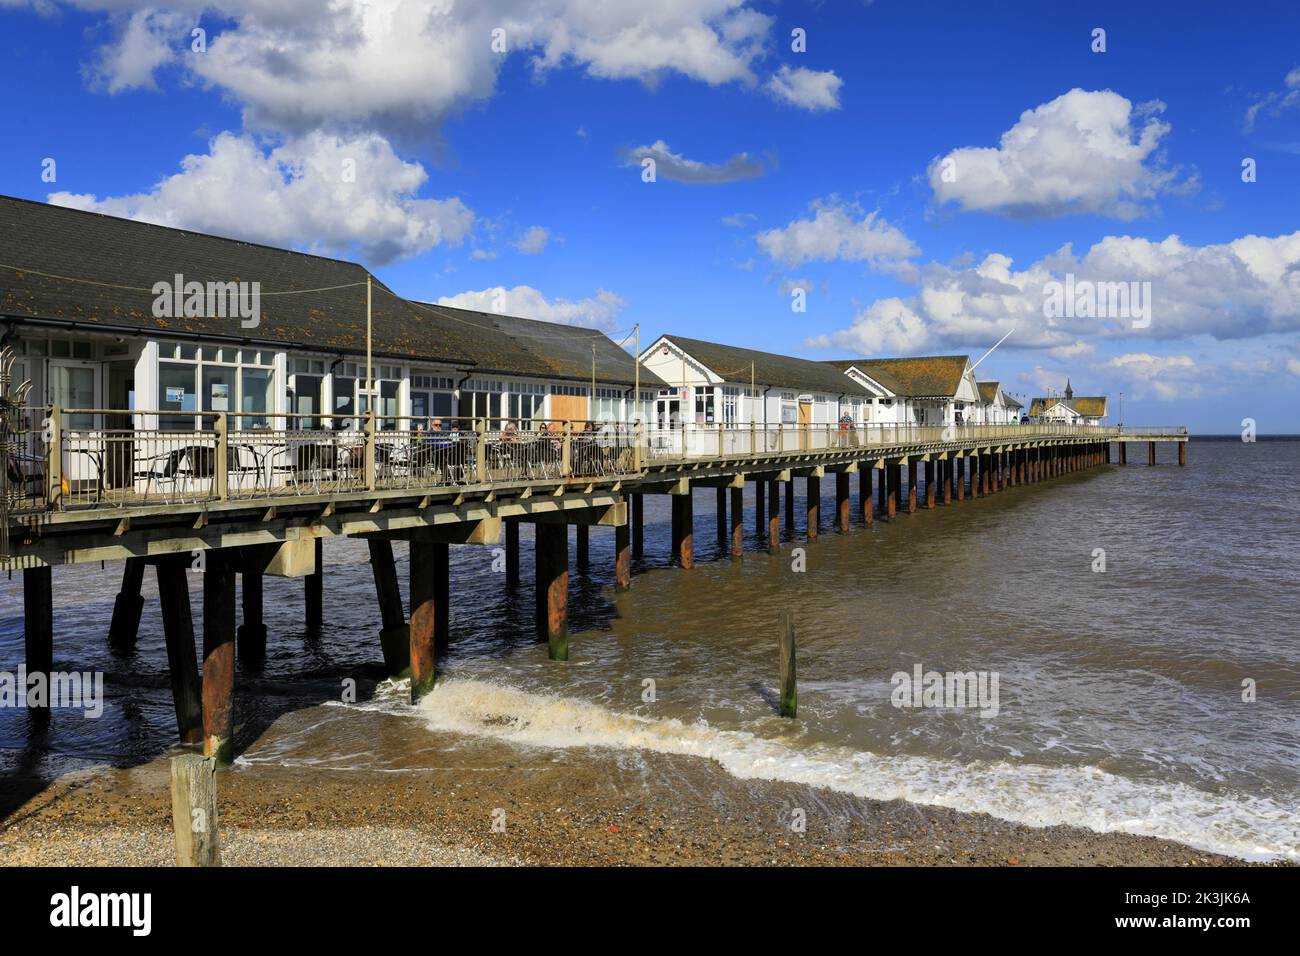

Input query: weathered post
[887,461,900,518]
[778,609,797,719]
[836,471,850,532]
[170,753,220,867]
[156,556,203,744]
[1148,441,1156,466]
[956,455,965,500]
[202,551,237,763]
[767,477,780,546]
[907,459,918,513]
[924,459,936,508]
[806,474,820,540]
[304,538,323,632]
[236,565,267,668]
[730,485,744,558]
[859,467,873,524]
[876,463,887,515]
[108,557,146,651]
[615,520,631,590]
[504,519,520,585]
[367,539,408,676]
[1178,441,1187,466]
[535,523,569,661]
[409,541,437,701]
[1119,441,1127,465]
[672,492,694,569]
[23,566,53,718]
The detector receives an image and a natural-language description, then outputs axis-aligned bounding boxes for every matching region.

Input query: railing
[2,409,1183,515]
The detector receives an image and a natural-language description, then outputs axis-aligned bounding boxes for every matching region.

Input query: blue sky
[2,0,1298,432]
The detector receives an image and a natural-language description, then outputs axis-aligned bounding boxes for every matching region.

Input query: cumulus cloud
[437,285,624,329]
[756,199,919,271]
[48,130,473,266]
[58,1,776,135]
[512,225,551,255]
[620,140,765,183]
[84,9,184,93]
[929,89,1193,219]
[1104,353,1200,400]
[807,229,1300,356]
[765,65,842,111]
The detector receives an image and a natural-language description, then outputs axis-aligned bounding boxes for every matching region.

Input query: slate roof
[823,355,970,397]
[659,335,870,395]
[977,381,1001,403]
[0,194,657,387]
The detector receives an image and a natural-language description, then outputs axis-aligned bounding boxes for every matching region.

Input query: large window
[291,358,326,428]
[722,386,739,426]
[595,387,621,422]
[507,383,545,426]
[159,344,275,430]
[460,378,503,420]
[411,373,455,423]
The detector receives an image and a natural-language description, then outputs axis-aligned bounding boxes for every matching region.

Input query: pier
[3,411,1187,762]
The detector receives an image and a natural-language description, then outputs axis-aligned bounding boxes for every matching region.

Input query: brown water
[2,438,1297,859]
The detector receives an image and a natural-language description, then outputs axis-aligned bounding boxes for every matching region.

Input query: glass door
[49,360,100,430]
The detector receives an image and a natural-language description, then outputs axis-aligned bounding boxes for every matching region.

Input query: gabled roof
[0,194,653,386]
[1029,396,1107,417]
[977,381,1001,403]
[819,358,907,395]
[1003,393,1024,410]
[823,355,970,398]
[656,335,870,395]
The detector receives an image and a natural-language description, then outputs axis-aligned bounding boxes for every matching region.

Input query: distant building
[822,355,983,426]
[1028,379,1108,425]
[976,381,1021,424]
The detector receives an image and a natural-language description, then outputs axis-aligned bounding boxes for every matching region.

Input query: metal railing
[3,409,1184,515]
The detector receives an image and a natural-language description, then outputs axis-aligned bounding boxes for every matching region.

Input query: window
[694,385,716,425]
[595,387,621,422]
[722,386,739,426]
[508,383,546,425]
[159,343,275,429]
[461,378,503,420]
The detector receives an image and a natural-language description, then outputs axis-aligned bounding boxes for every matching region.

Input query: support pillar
[956,456,965,500]
[535,524,569,661]
[924,460,936,508]
[672,493,694,568]
[1119,442,1127,465]
[304,538,323,632]
[505,519,520,585]
[201,552,236,763]
[631,493,644,559]
[836,471,850,532]
[236,566,267,669]
[806,475,820,540]
[767,478,780,546]
[1149,441,1156,465]
[877,464,887,515]
[156,557,202,744]
[615,520,632,590]
[907,459,918,513]
[859,468,873,525]
[1178,442,1187,467]
[716,487,727,544]
[785,480,795,532]
[368,539,408,676]
[729,486,744,557]
[410,541,437,700]
[755,480,766,538]
[108,557,146,651]
[23,566,53,720]
[887,462,899,519]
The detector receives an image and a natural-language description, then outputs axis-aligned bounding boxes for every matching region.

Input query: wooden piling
[409,541,438,701]
[170,753,220,867]
[877,463,887,516]
[907,459,918,513]
[956,456,965,500]
[201,552,237,763]
[806,475,820,540]
[108,557,146,651]
[615,519,632,589]
[631,493,644,559]
[304,538,323,632]
[534,524,569,661]
[924,459,936,508]
[778,609,797,719]
[1178,441,1187,466]
[859,467,873,525]
[755,479,766,537]
[887,462,900,518]
[836,471,850,532]
[367,539,408,676]
[767,478,780,547]
[156,557,202,744]
[504,519,520,585]
[23,566,52,717]
[672,492,694,568]
[942,459,952,505]
[730,486,744,557]
[236,566,266,669]
[1119,441,1127,465]
[1149,441,1156,465]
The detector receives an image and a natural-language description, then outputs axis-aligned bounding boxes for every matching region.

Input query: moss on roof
[662,335,871,395]
[823,355,969,397]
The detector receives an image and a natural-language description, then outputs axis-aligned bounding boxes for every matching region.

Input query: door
[105,361,134,490]
[797,398,812,449]
[49,359,102,489]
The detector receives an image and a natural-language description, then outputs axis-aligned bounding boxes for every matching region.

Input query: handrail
[10,408,1184,516]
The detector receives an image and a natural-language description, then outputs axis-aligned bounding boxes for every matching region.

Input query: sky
[1,0,1298,433]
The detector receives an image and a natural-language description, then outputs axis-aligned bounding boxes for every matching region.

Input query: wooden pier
[3,415,1187,761]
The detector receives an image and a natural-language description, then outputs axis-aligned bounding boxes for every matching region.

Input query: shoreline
[1,739,1284,867]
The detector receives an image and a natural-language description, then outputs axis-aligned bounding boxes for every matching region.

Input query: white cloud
[1104,353,1200,400]
[1245,66,1300,131]
[470,248,498,260]
[48,130,473,266]
[765,65,842,111]
[85,9,184,93]
[512,225,550,255]
[621,140,764,183]
[756,199,919,270]
[929,89,1192,219]
[437,285,624,329]
[60,1,777,135]
[807,229,1300,356]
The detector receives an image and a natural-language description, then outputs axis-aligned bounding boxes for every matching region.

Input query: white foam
[409,677,1299,862]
